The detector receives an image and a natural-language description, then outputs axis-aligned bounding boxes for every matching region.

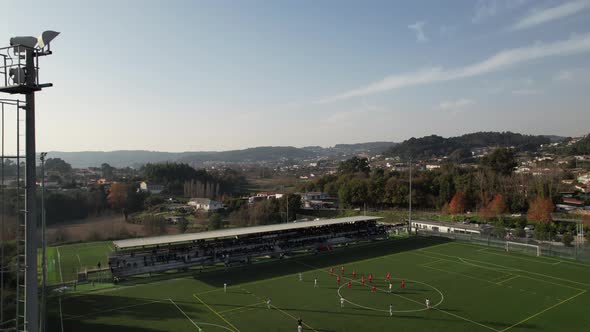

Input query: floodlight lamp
[10,36,37,53]
[37,30,60,49]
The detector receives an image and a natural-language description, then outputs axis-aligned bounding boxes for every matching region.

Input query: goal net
[505,241,541,257]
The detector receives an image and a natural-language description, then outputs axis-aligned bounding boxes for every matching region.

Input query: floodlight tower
[0,30,59,332]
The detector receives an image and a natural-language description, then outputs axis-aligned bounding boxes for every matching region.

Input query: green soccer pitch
[45,237,590,332]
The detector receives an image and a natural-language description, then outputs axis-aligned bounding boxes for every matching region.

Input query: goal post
[505,241,541,257]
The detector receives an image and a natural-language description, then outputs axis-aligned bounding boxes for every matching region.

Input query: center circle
[337,277,444,313]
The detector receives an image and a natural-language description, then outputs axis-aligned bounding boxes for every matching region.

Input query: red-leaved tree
[448,192,467,215]
[527,196,554,223]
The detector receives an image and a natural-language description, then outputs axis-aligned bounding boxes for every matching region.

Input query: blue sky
[2,0,590,152]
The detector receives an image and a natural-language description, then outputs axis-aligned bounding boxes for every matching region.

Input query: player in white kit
[389,304,393,316]
[340,297,345,308]
[425,298,431,309]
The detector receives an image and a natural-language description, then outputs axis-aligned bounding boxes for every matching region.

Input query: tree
[45,158,73,175]
[101,163,115,179]
[448,192,467,215]
[534,222,556,241]
[527,196,554,223]
[107,183,128,211]
[177,218,189,233]
[481,148,517,176]
[279,194,302,222]
[338,178,369,208]
[491,223,506,238]
[480,193,506,221]
[208,213,225,230]
[338,157,370,175]
[562,233,574,247]
[142,214,166,236]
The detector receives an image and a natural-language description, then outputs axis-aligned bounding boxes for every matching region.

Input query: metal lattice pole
[0,102,4,329]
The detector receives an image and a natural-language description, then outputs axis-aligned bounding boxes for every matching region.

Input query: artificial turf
[46,237,590,332]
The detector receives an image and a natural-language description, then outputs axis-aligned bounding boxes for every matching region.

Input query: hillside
[45,147,316,168]
[385,132,551,159]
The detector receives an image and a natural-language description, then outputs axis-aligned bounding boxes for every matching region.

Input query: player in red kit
[371,285,377,293]
[369,273,373,283]
[337,275,341,286]
[341,265,345,274]
[347,281,351,289]
[401,280,405,289]
[361,275,365,285]
[386,272,391,282]
[330,267,334,276]
[352,270,357,278]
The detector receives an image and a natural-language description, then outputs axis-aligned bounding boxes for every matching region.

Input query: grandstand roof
[113,216,383,249]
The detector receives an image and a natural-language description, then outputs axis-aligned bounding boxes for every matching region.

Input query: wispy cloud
[408,21,428,42]
[438,99,474,113]
[316,33,590,103]
[554,70,574,81]
[512,89,540,95]
[472,0,529,23]
[512,0,590,30]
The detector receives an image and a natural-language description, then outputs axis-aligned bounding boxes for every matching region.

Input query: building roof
[112,216,383,250]
[563,198,584,205]
[410,219,485,232]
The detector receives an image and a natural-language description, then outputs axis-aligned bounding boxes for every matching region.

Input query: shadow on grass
[192,237,451,287]
[46,293,206,332]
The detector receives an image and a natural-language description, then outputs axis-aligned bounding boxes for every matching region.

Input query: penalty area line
[193,293,241,332]
[238,286,319,332]
[500,290,587,332]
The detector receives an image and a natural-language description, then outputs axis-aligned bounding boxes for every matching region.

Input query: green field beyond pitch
[46,238,590,332]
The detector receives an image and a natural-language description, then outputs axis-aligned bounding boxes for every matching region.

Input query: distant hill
[302,141,397,156]
[45,141,399,168]
[45,147,316,168]
[385,132,551,160]
[564,134,590,155]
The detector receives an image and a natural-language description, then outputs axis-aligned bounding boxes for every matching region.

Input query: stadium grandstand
[109,216,386,278]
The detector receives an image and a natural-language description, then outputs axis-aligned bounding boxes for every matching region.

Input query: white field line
[298,260,499,332]
[64,300,165,321]
[452,242,590,268]
[496,275,520,285]
[414,252,585,292]
[422,250,590,289]
[499,290,587,332]
[218,301,267,314]
[238,286,319,332]
[193,293,241,332]
[168,298,202,330]
[56,247,64,283]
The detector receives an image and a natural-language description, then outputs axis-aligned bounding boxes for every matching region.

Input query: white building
[577,173,590,184]
[188,198,223,211]
[410,220,487,235]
